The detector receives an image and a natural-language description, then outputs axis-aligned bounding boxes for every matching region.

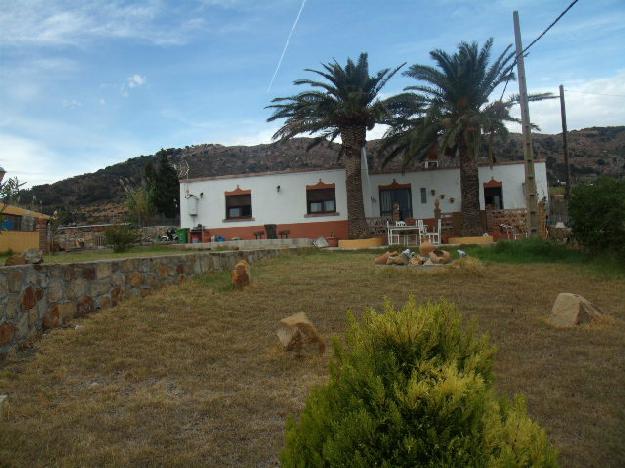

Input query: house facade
[179,160,548,241]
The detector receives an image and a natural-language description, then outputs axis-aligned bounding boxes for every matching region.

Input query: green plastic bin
[176,228,189,244]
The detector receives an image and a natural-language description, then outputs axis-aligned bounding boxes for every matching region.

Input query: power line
[499,0,580,99]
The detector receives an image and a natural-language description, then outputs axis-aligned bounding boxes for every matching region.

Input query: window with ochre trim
[225,194,252,219]
[306,188,336,214]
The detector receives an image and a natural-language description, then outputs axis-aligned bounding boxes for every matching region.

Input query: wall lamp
[276,185,281,193]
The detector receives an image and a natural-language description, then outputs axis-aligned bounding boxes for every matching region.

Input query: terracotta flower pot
[326,236,339,247]
[429,249,451,264]
[419,240,436,256]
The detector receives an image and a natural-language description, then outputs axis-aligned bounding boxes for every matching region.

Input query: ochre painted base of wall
[447,235,494,245]
[202,220,348,241]
[0,231,40,253]
[338,237,385,249]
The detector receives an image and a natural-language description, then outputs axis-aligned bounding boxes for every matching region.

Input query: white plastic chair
[386,221,399,245]
[395,220,406,226]
[426,219,442,245]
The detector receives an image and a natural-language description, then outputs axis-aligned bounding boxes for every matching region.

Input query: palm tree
[383,39,549,235]
[267,53,404,239]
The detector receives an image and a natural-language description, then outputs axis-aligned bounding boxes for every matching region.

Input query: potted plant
[326,232,339,247]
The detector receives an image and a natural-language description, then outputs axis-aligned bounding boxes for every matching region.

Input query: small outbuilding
[0,204,50,254]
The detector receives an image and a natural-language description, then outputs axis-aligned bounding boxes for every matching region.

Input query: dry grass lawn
[1,251,624,467]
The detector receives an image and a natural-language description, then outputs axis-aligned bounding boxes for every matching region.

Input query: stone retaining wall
[0,248,290,356]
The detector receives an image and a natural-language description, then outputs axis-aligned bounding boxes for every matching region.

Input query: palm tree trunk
[458,135,483,236]
[340,126,370,239]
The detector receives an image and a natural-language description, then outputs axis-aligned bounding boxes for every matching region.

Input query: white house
[179,159,548,241]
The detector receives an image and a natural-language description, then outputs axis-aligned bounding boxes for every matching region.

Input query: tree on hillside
[383,39,550,235]
[267,53,404,238]
[121,178,155,227]
[144,149,180,219]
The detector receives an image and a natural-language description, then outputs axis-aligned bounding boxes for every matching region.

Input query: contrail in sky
[267,0,308,93]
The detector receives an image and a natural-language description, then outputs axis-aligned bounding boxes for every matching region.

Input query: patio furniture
[387,221,423,246]
[425,218,442,245]
[279,230,290,239]
[253,231,264,239]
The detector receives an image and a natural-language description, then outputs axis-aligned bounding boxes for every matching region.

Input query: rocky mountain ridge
[19,126,625,223]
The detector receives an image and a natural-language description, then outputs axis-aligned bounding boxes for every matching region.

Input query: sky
[1,0,624,187]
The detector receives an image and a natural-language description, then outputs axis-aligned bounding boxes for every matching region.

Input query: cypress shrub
[104,224,139,253]
[281,298,558,467]
[569,177,625,259]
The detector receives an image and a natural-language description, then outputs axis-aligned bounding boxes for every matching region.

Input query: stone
[374,251,398,265]
[7,270,23,292]
[96,262,112,279]
[57,303,76,322]
[547,293,603,328]
[128,272,143,288]
[5,295,19,320]
[419,240,436,256]
[0,323,16,346]
[277,312,325,354]
[81,266,96,281]
[67,278,87,300]
[76,296,95,317]
[409,256,425,266]
[96,295,112,310]
[158,264,170,278]
[176,264,185,275]
[111,287,123,306]
[42,306,61,329]
[5,254,26,266]
[47,279,64,303]
[231,259,250,289]
[0,274,8,296]
[429,249,452,265]
[91,278,112,296]
[21,286,38,310]
[24,249,43,264]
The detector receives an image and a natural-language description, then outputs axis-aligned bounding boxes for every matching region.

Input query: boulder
[4,249,44,266]
[231,259,250,289]
[4,254,26,266]
[419,240,435,256]
[429,249,452,264]
[24,249,43,264]
[277,312,325,354]
[547,293,603,327]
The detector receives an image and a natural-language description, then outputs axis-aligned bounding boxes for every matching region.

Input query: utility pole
[513,10,540,238]
[559,84,572,199]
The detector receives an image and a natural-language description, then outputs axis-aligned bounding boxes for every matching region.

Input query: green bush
[569,177,625,258]
[104,224,139,253]
[281,298,558,467]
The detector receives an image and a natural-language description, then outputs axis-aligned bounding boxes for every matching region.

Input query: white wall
[181,162,548,228]
[180,169,347,229]
[362,161,548,219]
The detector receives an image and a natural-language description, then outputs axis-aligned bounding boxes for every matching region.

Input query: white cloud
[0,133,67,186]
[507,71,625,134]
[0,0,258,47]
[121,74,147,97]
[62,99,82,109]
[127,74,146,88]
